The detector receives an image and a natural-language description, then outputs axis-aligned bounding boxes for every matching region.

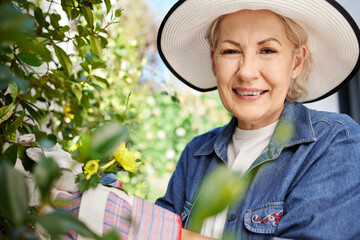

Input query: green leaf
[77,25,87,37]
[0,144,18,167]
[189,166,252,232]
[19,100,45,125]
[81,93,90,109]
[90,122,128,159]
[37,210,99,239]
[50,13,61,29]
[73,87,83,101]
[81,6,94,28]
[0,103,13,125]
[17,51,43,67]
[88,82,102,92]
[32,40,52,61]
[101,229,120,240]
[89,35,102,57]
[61,0,72,18]
[71,8,80,19]
[77,37,86,47]
[0,49,11,62]
[115,8,123,18]
[90,0,102,4]
[54,45,73,77]
[0,64,29,93]
[18,145,35,172]
[0,2,36,43]
[59,25,70,33]
[274,120,296,144]
[104,0,111,14]
[9,81,18,103]
[3,93,13,106]
[77,133,91,163]
[34,7,44,26]
[94,75,110,87]
[33,157,61,200]
[76,173,101,193]
[91,61,106,69]
[0,67,11,90]
[33,128,47,143]
[4,113,25,140]
[0,162,29,227]
[38,134,57,148]
[98,35,108,48]
[16,38,48,58]
[80,62,90,73]
[74,43,84,57]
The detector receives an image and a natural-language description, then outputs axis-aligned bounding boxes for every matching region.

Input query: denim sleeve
[275,133,360,239]
[155,146,189,217]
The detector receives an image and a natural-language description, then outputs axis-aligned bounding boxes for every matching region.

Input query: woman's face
[212,10,305,130]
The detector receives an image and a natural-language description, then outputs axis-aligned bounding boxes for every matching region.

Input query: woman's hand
[181,229,216,240]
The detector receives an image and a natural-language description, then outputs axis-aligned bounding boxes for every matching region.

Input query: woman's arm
[181,229,216,240]
[275,133,360,239]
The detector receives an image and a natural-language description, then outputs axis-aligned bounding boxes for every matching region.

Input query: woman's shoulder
[307,106,360,138]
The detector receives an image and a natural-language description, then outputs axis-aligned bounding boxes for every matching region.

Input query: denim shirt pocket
[181,200,193,223]
[244,201,284,234]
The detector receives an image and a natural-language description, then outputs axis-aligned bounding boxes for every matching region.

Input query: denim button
[228,214,236,221]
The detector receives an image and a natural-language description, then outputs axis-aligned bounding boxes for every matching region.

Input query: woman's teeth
[235,90,263,96]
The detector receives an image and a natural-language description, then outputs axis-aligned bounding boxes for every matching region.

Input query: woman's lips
[233,88,268,100]
[234,90,267,96]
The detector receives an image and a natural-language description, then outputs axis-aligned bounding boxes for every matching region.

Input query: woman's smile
[234,88,267,97]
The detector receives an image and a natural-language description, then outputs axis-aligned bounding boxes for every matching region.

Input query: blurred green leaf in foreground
[188,166,253,233]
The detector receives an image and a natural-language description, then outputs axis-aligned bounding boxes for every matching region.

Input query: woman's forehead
[220,9,283,27]
[217,10,288,41]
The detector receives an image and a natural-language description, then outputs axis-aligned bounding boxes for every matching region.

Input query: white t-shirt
[201,121,278,238]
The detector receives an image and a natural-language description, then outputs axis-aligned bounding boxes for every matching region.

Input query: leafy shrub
[0,0,127,238]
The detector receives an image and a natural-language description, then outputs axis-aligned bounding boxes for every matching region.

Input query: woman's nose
[236,54,260,81]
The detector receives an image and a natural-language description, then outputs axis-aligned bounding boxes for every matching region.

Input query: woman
[155,0,360,239]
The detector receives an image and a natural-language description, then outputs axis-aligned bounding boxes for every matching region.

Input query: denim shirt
[156,102,360,239]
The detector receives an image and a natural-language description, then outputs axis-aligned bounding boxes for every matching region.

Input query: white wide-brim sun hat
[158,0,360,103]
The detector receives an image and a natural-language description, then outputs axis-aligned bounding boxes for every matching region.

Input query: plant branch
[44,0,54,24]
[12,48,29,76]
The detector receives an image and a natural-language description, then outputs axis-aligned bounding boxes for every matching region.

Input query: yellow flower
[84,160,100,180]
[113,142,141,172]
[100,158,116,170]
[64,105,74,120]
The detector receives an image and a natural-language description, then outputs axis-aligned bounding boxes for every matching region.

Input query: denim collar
[194,102,316,168]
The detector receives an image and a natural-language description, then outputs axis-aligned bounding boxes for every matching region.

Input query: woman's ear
[211,49,216,76]
[292,45,307,76]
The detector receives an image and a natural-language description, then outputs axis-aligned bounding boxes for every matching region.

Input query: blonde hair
[205,11,313,101]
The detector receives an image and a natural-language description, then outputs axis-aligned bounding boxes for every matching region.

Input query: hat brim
[158,0,360,103]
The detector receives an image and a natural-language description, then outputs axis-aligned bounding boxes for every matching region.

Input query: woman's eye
[221,49,239,55]
[260,48,277,54]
